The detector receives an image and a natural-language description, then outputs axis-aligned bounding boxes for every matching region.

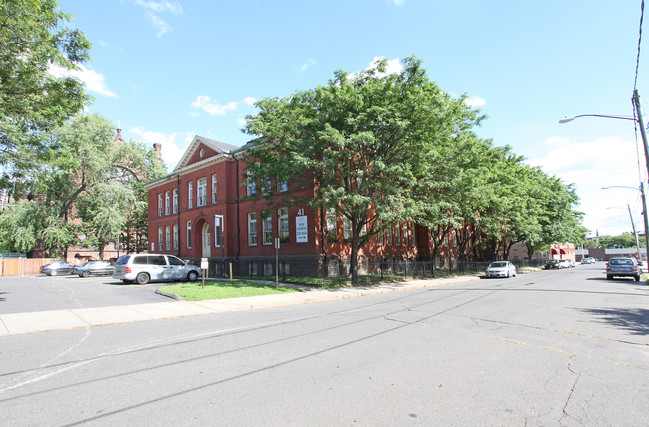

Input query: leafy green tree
[244,56,477,281]
[599,233,637,248]
[0,0,91,168]
[0,114,166,258]
[0,200,43,254]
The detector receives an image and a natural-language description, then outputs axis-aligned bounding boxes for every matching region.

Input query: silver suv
[112,254,201,285]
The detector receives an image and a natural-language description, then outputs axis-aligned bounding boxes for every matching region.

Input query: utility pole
[633,90,649,264]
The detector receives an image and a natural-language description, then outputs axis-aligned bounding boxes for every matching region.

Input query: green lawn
[159,280,302,301]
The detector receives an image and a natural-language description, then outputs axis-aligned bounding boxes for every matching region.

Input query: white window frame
[247,171,256,195]
[214,215,223,248]
[158,227,163,251]
[158,194,162,216]
[279,208,289,242]
[188,181,193,209]
[165,191,170,216]
[343,217,352,240]
[263,215,273,245]
[326,208,336,233]
[172,188,178,214]
[248,212,257,246]
[165,226,171,251]
[186,221,192,249]
[197,177,207,207]
[173,224,178,250]
[264,261,273,276]
[211,174,218,203]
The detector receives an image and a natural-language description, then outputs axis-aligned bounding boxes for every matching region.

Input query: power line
[634,0,644,91]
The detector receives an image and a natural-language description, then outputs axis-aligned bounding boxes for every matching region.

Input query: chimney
[114,127,125,142]
[114,120,125,142]
[153,143,163,163]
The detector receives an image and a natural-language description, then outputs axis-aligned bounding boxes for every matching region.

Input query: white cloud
[300,58,317,72]
[367,56,403,75]
[49,64,117,98]
[543,136,570,146]
[191,95,237,116]
[147,12,172,38]
[128,127,191,169]
[237,117,248,126]
[464,96,486,107]
[133,0,183,14]
[389,0,406,5]
[190,95,257,116]
[131,0,183,38]
[527,136,645,236]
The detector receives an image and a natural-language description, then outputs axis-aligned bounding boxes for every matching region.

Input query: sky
[56,0,649,239]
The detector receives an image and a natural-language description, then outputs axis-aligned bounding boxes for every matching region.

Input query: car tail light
[126,267,131,273]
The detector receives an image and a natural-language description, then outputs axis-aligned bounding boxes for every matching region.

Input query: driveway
[0,275,172,314]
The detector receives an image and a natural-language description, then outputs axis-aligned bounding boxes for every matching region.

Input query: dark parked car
[73,261,114,278]
[40,261,75,276]
[544,260,560,269]
[606,257,641,281]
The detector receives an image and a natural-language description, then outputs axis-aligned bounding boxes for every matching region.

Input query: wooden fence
[0,258,59,276]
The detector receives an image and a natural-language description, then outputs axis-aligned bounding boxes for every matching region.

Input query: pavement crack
[560,355,581,425]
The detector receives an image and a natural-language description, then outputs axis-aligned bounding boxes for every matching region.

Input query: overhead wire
[633,0,646,189]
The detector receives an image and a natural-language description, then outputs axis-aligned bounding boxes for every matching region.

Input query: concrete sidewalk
[0,275,481,336]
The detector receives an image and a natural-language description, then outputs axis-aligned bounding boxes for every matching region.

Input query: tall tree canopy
[0,114,167,258]
[0,0,91,171]
[244,56,484,279]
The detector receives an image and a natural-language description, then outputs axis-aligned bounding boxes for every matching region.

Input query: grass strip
[160,280,301,301]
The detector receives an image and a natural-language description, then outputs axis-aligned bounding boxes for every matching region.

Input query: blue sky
[57,0,648,238]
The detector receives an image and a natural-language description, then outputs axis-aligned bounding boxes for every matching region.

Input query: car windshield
[490,262,507,268]
[610,259,634,265]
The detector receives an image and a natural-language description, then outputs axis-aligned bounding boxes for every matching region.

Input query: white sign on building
[296,216,308,243]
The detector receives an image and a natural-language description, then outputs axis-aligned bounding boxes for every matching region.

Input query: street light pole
[562,95,649,264]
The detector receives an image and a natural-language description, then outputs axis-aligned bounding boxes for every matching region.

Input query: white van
[112,254,201,285]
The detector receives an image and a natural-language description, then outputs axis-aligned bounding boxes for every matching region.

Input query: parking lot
[0,274,172,314]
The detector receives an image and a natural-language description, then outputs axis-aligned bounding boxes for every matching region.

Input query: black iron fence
[200,258,545,287]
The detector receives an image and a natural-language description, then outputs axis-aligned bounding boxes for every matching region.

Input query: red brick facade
[145,136,466,272]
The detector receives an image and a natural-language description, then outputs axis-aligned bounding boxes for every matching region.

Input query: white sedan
[485,261,517,278]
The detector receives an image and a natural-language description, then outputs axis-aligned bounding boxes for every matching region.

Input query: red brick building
[145,136,471,276]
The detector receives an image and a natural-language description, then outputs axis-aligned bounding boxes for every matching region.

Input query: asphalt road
[0,274,171,314]
[1,263,648,425]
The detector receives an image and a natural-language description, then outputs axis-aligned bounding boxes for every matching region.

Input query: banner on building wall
[296,216,308,243]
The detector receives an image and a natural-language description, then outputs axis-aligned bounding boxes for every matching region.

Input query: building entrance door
[202,222,211,258]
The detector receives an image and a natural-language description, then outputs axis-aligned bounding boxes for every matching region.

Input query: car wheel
[50,269,57,276]
[635,275,640,282]
[81,270,91,278]
[122,279,134,284]
[187,271,198,282]
[136,272,150,285]
[607,275,613,280]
